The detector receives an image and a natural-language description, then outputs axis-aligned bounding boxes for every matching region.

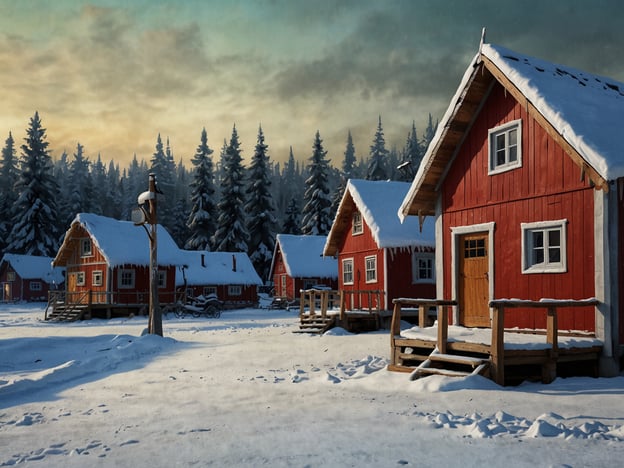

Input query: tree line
[0,112,437,282]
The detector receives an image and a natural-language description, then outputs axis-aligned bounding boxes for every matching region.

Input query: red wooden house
[0,253,65,302]
[270,234,338,301]
[324,179,435,312]
[51,213,182,317]
[399,42,624,375]
[177,250,262,308]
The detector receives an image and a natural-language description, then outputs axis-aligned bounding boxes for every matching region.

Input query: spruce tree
[366,115,389,181]
[301,131,332,236]
[282,197,301,235]
[397,121,422,181]
[422,113,438,153]
[0,132,19,252]
[67,143,91,224]
[149,134,176,232]
[186,128,217,251]
[6,112,60,256]
[245,125,277,281]
[213,125,249,252]
[330,130,357,216]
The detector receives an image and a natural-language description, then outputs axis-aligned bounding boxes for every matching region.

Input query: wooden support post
[543,306,559,383]
[491,305,505,386]
[321,291,328,318]
[437,304,448,354]
[390,302,402,366]
[340,290,346,321]
[299,291,304,319]
[419,304,426,328]
[309,291,315,316]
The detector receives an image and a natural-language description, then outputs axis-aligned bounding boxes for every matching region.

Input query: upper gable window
[352,211,363,235]
[80,238,93,257]
[488,119,522,174]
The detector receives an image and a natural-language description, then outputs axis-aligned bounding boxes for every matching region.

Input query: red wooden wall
[272,247,337,301]
[441,83,596,331]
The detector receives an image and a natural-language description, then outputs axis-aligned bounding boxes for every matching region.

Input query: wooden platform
[389,298,603,386]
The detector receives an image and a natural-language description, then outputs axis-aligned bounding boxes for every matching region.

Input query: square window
[489,120,522,174]
[92,270,103,287]
[412,253,435,283]
[352,212,363,235]
[365,256,377,283]
[342,259,354,285]
[203,286,217,297]
[228,285,242,296]
[7,272,15,281]
[522,220,567,274]
[80,238,93,257]
[30,281,42,291]
[119,269,135,288]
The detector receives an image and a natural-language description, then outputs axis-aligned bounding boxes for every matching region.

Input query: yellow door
[458,233,490,327]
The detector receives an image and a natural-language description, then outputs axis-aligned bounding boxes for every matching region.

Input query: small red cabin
[324,179,436,311]
[52,213,180,312]
[270,234,338,301]
[177,250,262,308]
[399,42,624,375]
[0,253,64,302]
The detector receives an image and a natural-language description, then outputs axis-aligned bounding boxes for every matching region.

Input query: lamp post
[133,173,162,336]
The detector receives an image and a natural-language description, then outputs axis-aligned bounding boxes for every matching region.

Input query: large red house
[52,213,181,312]
[0,253,65,302]
[399,42,624,375]
[270,234,338,301]
[324,179,435,311]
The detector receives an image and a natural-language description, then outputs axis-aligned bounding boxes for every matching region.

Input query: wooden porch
[294,288,384,334]
[45,290,160,321]
[389,298,603,386]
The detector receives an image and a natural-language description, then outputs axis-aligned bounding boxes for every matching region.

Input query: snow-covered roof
[55,213,182,267]
[482,43,624,181]
[274,234,338,279]
[325,179,435,256]
[175,250,262,287]
[0,253,65,285]
[400,42,624,220]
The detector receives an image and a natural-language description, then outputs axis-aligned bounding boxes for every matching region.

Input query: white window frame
[76,271,86,286]
[521,219,567,274]
[412,252,435,284]
[228,285,242,296]
[158,270,167,289]
[488,119,522,175]
[80,238,93,257]
[352,211,363,235]
[92,270,103,287]
[203,286,217,297]
[30,281,42,291]
[342,258,354,285]
[365,255,377,284]
[7,271,15,281]
[118,269,135,289]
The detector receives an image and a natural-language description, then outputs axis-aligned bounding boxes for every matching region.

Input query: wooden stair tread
[412,367,471,377]
[428,353,488,367]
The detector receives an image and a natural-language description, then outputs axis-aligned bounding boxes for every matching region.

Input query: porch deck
[389,298,603,385]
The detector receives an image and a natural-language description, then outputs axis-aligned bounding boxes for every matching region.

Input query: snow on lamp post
[132,173,162,337]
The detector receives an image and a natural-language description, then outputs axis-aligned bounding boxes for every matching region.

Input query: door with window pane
[458,233,490,327]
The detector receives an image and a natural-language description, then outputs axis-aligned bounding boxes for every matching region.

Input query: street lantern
[132,173,162,336]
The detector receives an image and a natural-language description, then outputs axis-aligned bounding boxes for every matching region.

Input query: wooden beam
[491,305,505,386]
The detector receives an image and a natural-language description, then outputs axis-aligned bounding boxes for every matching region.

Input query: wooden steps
[46,304,90,322]
[408,349,490,381]
[293,315,335,334]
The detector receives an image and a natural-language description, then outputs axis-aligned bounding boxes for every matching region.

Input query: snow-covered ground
[1,303,624,467]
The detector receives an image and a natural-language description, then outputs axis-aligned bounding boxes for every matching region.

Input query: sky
[1,0,623,169]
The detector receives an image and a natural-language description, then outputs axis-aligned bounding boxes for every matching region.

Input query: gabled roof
[400,42,624,219]
[175,250,262,287]
[324,179,435,256]
[271,234,338,279]
[53,213,182,267]
[0,253,65,285]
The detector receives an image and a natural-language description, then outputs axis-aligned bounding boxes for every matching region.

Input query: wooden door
[3,283,11,301]
[458,233,490,327]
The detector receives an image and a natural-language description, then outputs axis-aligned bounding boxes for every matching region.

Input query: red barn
[177,250,262,308]
[52,213,181,317]
[399,42,624,375]
[0,254,64,302]
[324,179,435,311]
[270,234,338,301]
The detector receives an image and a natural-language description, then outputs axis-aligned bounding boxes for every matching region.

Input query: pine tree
[6,112,60,256]
[422,113,438,153]
[245,125,277,281]
[213,125,249,252]
[301,131,332,236]
[282,197,301,235]
[186,128,217,251]
[67,143,91,224]
[90,154,107,215]
[330,130,356,216]
[150,134,176,232]
[366,116,389,181]
[397,121,422,181]
[0,132,19,252]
